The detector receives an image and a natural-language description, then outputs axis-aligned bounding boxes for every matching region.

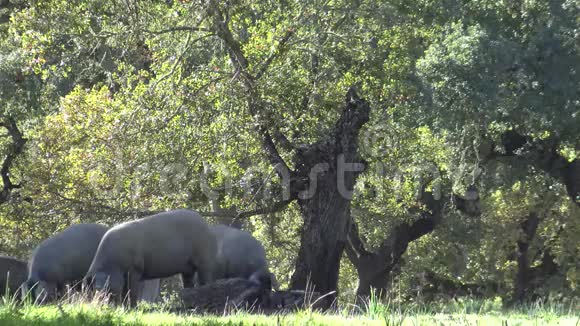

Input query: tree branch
[48,190,158,218]
[236,199,293,219]
[255,28,295,80]
[271,126,296,152]
[258,125,293,174]
[0,117,26,204]
[346,219,371,265]
[346,184,449,296]
[334,87,372,151]
[207,1,249,73]
[207,0,293,179]
[144,26,212,35]
[199,199,292,219]
[373,189,444,267]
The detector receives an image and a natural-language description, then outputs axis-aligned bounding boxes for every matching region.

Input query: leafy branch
[207,0,294,178]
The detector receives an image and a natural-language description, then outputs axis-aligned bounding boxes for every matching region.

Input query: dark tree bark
[512,213,540,304]
[289,89,370,299]
[563,160,580,205]
[0,117,26,204]
[511,218,563,305]
[452,184,481,217]
[200,90,371,304]
[345,188,445,298]
[529,249,559,292]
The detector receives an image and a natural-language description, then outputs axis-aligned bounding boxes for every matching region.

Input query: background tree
[0,0,577,305]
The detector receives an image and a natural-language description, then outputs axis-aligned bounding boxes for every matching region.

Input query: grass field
[0,296,577,325]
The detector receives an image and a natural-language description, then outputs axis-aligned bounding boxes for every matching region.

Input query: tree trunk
[563,160,580,205]
[513,213,539,304]
[529,249,559,296]
[290,188,351,298]
[353,254,390,298]
[289,89,371,304]
[208,5,372,303]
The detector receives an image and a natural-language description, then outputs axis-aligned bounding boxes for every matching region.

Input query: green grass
[0,297,577,325]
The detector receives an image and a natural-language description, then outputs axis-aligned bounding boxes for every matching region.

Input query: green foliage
[0,0,578,305]
[414,1,580,145]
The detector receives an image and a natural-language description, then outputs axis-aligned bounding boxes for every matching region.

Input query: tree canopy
[0,0,578,304]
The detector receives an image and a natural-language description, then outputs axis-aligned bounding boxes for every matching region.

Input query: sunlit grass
[0,293,577,325]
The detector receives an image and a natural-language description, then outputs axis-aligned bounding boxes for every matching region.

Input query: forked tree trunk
[289,89,371,304]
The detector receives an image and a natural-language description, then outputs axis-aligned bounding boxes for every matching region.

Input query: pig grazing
[22,223,160,304]
[203,225,277,288]
[0,256,27,299]
[85,209,217,306]
[22,223,109,302]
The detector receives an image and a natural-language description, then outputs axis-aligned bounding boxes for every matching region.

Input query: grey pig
[0,256,27,300]
[85,209,217,306]
[200,225,279,289]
